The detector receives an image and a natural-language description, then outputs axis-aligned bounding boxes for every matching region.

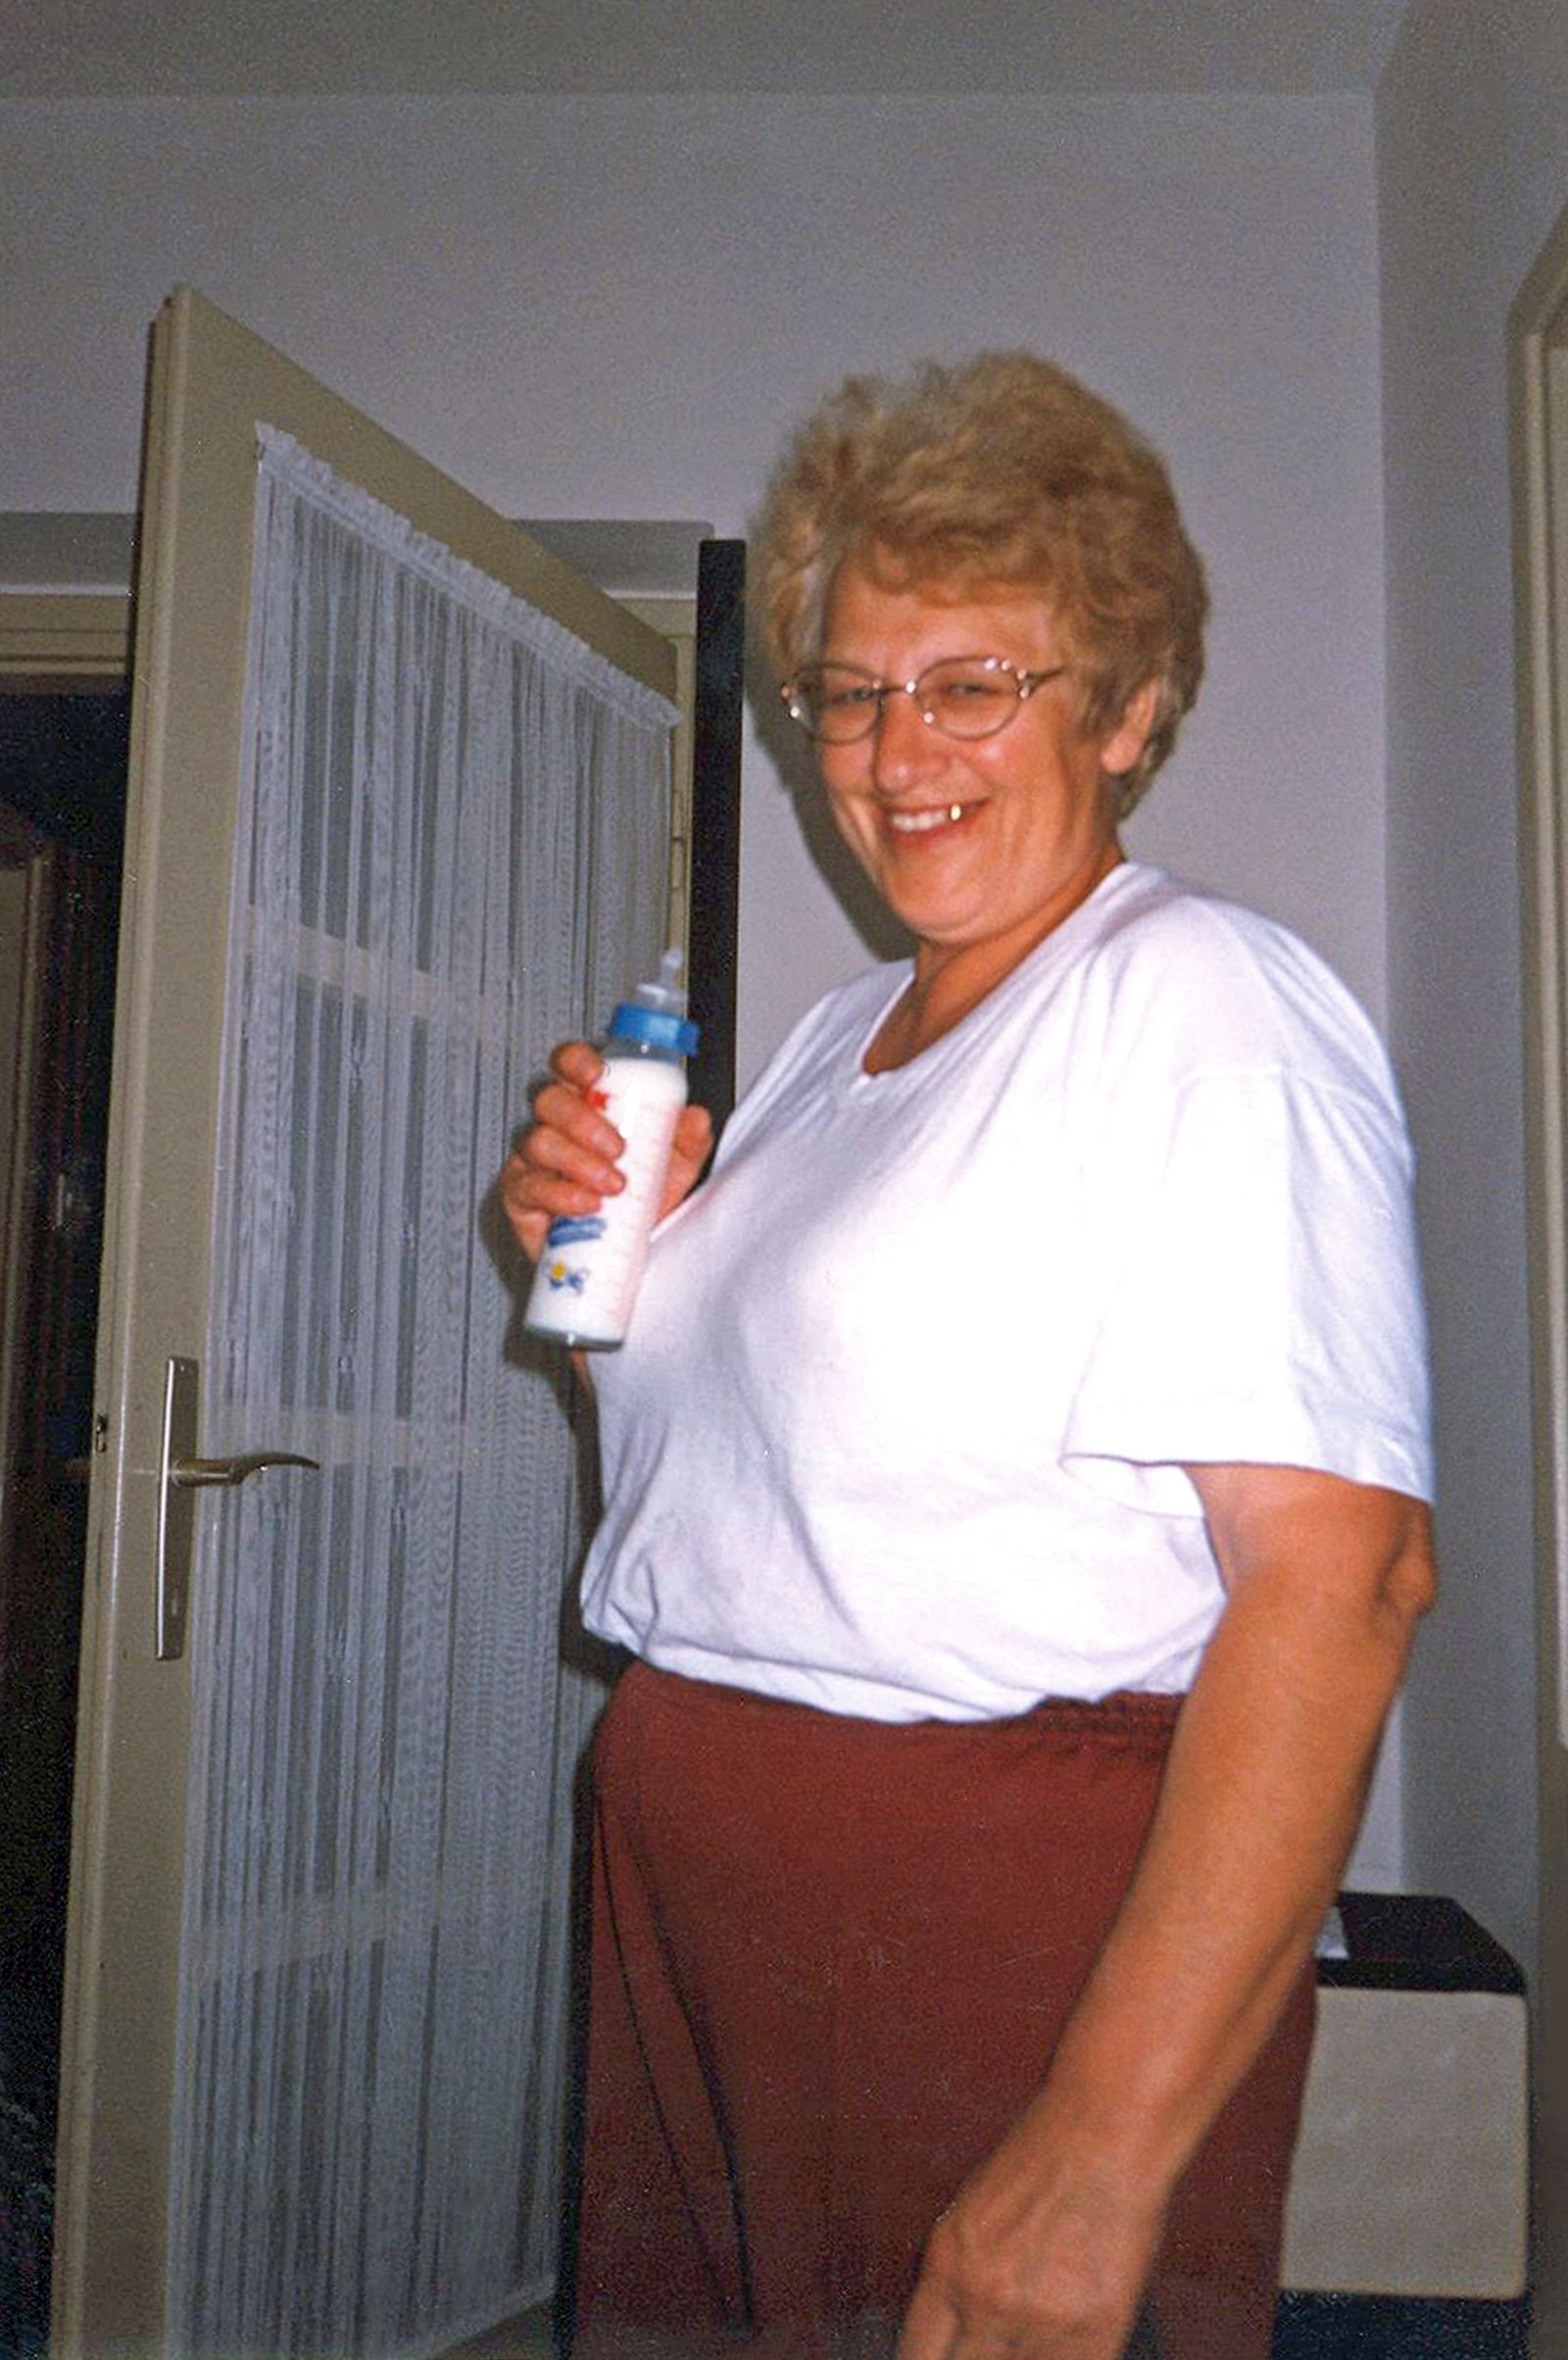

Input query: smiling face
[814,561,1156,1009]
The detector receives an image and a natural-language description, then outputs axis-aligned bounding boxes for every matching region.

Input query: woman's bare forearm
[900,1467,1436,2360]
[1029,1469,1434,2187]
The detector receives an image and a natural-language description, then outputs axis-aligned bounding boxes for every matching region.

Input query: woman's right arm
[501,1038,714,1265]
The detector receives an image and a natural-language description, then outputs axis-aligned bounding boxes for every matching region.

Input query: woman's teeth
[888,803,969,834]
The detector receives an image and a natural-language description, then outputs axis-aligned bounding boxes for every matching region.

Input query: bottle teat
[632,948,687,1016]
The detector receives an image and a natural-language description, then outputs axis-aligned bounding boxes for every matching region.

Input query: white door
[52,287,677,2356]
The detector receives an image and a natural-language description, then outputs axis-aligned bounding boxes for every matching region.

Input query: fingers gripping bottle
[524,950,700,1350]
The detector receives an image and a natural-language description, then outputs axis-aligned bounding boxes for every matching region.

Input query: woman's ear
[1101,677,1161,778]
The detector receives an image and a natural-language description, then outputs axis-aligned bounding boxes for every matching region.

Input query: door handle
[171,1451,321,1490]
[157,1355,320,1660]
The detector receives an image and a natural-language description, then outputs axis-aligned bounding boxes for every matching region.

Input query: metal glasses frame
[781,654,1069,744]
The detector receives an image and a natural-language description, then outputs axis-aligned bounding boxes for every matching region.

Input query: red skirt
[573,1661,1316,2360]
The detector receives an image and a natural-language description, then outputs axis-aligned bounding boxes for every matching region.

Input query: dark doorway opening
[0,687,127,2357]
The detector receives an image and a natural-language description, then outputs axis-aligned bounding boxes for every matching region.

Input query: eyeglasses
[781,655,1070,745]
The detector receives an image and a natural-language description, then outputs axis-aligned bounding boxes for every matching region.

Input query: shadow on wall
[746,637,914,969]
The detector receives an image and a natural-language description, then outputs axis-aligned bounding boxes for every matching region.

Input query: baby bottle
[524,949,699,1350]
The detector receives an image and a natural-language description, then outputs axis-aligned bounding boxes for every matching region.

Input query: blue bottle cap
[609,1003,699,1055]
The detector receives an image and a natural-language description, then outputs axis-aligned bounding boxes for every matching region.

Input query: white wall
[1378,4,1568,1987]
[1,87,1409,1874]
[3,90,1386,1024]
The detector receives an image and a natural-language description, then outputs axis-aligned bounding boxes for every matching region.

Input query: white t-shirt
[580,863,1432,1722]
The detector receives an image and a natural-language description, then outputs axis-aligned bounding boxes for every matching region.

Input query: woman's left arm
[898,1465,1436,2360]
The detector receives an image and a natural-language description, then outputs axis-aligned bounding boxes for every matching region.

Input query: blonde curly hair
[755,352,1207,810]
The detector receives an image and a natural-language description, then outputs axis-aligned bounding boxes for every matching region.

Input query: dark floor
[1272,2292,1530,2357]
[0,1984,56,2358]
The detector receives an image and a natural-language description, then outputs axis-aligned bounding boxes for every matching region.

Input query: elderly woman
[504,353,1435,2360]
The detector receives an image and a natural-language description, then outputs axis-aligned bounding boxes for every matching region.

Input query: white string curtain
[168,427,676,2358]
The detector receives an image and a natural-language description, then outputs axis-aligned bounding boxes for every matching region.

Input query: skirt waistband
[618,1657,1186,1760]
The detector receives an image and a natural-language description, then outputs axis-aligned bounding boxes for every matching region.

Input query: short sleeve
[1059,1067,1433,1516]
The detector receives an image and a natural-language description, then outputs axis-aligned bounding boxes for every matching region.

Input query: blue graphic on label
[542,1211,604,1296]
[545,1215,607,1246]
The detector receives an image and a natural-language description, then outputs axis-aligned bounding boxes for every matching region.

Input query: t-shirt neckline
[851,860,1154,1085]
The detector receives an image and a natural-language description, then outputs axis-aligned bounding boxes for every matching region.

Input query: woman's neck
[863,844,1125,1074]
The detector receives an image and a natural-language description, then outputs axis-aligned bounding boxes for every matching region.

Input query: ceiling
[1,0,1413,98]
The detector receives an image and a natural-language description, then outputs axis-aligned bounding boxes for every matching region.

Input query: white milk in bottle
[524,950,699,1350]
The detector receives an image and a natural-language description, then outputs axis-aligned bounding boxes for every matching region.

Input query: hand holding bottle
[514,953,709,1350]
[503,1042,712,1266]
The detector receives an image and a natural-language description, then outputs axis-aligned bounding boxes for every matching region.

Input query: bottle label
[524,1057,685,1345]
[539,1214,605,1297]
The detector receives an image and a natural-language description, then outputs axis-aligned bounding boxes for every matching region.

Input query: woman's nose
[869,686,945,788]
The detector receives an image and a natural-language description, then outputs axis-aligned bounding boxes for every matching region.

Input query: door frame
[0,594,129,688]
[1510,196,1568,2358]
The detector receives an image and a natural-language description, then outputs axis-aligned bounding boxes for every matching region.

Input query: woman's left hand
[897,2102,1165,2359]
